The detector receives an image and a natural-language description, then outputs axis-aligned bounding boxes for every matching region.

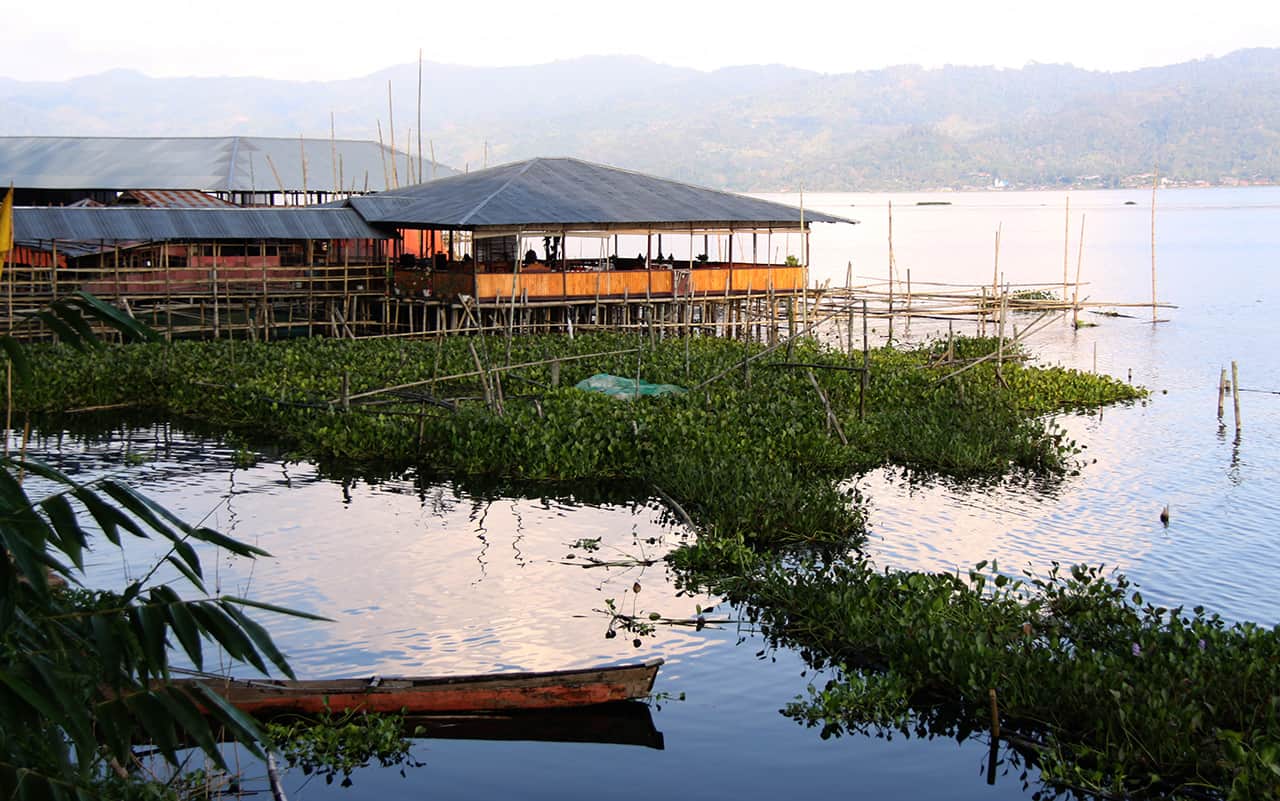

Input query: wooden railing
[436,264,806,303]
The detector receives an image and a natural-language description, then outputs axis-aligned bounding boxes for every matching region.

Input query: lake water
[21,187,1280,799]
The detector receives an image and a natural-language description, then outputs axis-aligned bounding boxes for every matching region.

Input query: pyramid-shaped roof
[349,158,853,230]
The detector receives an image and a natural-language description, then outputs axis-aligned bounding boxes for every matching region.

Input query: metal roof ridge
[457,159,540,226]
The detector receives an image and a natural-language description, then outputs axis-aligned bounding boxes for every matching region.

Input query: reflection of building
[5,154,853,339]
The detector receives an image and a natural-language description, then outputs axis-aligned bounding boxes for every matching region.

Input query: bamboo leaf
[48,302,102,352]
[189,602,266,673]
[164,555,206,594]
[189,682,266,760]
[0,669,62,721]
[70,290,161,343]
[0,336,32,384]
[221,602,294,679]
[154,686,221,764]
[90,613,122,680]
[137,603,169,672]
[220,595,333,622]
[126,691,180,765]
[99,480,179,541]
[71,486,146,546]
[39,495,86,571]
[188,527,270,558]
[160,597,204,671]
[35,311,87,352]
[171,539,202,580]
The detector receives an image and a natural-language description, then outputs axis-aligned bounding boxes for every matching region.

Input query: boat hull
[174,659,662,716]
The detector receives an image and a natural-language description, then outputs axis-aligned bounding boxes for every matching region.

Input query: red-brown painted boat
[173,659,663,716]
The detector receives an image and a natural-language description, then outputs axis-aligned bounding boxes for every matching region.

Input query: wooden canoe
[173,658,663,716]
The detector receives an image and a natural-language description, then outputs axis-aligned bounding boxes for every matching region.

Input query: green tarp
[574,373,686,400]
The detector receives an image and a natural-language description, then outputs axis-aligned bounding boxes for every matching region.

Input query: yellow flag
[0,183,13,257]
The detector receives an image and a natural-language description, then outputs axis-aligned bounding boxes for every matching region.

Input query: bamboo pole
[860,299,869,421]
[265,154,287,205]
[405,128,414,185]
[1151,166,1159,323]
[4,241,11,334]
[417,49,424,184]
[991,223,1001,315]
[50,240,58,301]
[887,200,895,341]
[164,242,172,340]
[261,240,270,342]
[330,112,338,197]
[807,368,848,445]
[1232,360,1241,434]
[212,244,221,338]
[1218,367,1227,420]
[846,261,854,358]
[1062,195,1070,302]
[1072,214,1086,328]
[299,134,308,203]
[996,280,1007,380]
[339,347,642,404]
[376,120,390,190]
[388,81,399,188]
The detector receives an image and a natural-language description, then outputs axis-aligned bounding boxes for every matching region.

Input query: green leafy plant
[689,555,1280,800]
[265,709,423,786]
[0,294,327,800]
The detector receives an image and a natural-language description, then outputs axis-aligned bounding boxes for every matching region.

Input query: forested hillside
[4,49,1279,190]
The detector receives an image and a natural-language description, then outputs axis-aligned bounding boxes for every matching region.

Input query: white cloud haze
[2,0,1277,82]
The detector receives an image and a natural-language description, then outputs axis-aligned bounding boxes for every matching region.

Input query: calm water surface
[25,187,1280,799]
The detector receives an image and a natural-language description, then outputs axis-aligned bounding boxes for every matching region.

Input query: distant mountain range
[4,49,1280,191]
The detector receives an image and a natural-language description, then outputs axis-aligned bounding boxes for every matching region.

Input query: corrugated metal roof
[118,189,237,208]
[349,158,855,229]
[13,207,391,241]
[13,239,114,258]
[0,136,458,193]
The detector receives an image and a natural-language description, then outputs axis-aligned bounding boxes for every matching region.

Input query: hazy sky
[3,0,1277,82]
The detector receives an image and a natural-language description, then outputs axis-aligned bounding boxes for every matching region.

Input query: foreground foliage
[1,298,324,800]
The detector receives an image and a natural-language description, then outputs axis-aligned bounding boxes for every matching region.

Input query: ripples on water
[21,426,726,678]
[794,187,1280,626]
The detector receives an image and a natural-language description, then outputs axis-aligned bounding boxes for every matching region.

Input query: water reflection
[759,187,1280,626]
[19,420,724,679]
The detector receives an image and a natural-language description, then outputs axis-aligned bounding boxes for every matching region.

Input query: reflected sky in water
[23,427,724,678]
[783,187,1280,624]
